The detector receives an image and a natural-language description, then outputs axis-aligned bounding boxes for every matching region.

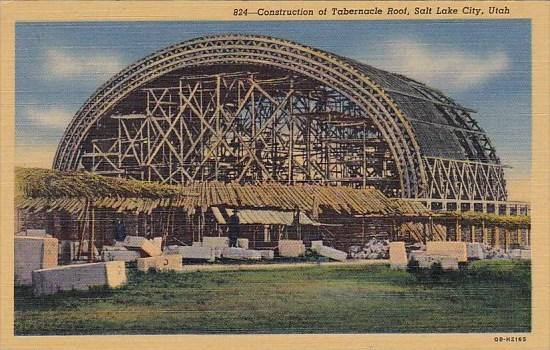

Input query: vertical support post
[215,75,221,181]
[494,226,500,248]
[482,219,488,244]
[89,206,95,262]
[471,225,476,243]
[362,122,367,188]
[455,217,462,242]
[288,80,294,184]
[422,221,427,244]
[362,217,365,245]
[428,216,433,241]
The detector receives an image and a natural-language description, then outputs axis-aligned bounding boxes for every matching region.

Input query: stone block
[389,242,407,270]
[25,229,48,237]
[416,254,459,270]
[259,250,275,260]
[243,249,262,260]
[15,236,58,286]
[278,240,305,257]
[152,237,163,250]
[510,249,522,259]
[101,245,129,251]
[137,256,156,271]
[520,249,531,260]
[317,245,347,262]
[32,261,126,296]
[409,250,426,261]
[202,236,229,248]
[221,247,247,260]
[310,240,323,253]
[426,241,468,262]
[220,248,263,260]
[123,236,161,257]
[157,254,183,271]
[137,255,183,272]
[467,243,485,260]
[164,245,215,262]
[213,247,223,259]
[102,249,142,262]
[237,238,249,249]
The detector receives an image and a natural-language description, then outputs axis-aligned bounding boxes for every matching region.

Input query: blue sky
[15,20,531,199]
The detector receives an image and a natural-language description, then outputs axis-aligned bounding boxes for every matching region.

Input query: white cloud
[23,106,73,129]
[368,38,510,92]
[45,49,125,79]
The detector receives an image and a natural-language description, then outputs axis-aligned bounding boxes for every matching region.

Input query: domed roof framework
[53,34,507,206]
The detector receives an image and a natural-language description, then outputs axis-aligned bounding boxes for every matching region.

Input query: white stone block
[311,240,323,253]
[25,229,48,237]
[409,250,426,261]
[123,236,161,257]
[237,238,249,249]
[317,245,347,262]
[213,247,223,259]
[520,249,531,260]
[101,245,128,252]
[32,261,126,296]
[510,249,522,259]
[164,245,215,262]
[222,247,247,260]
[202,236,229,248]
[389,241,407,270]
[426,241,468,263]
[243,249,262,260]
[102,249,142,262]
[15,236,58,286]
[467,243,485,260]
[220,247,262,260]
[137,255,182,272]
[259,250,275,260]
[416,254,459,270]
[278,240,305,257]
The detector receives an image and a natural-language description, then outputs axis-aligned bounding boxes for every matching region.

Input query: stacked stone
[348,238,389,259]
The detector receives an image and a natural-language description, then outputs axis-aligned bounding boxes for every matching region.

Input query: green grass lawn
[14,260,530,335]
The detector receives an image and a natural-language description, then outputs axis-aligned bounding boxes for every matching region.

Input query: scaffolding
[83,71,399,194]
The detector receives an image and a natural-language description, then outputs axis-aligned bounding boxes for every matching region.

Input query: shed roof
[223,208,321,226]
[16,167,431,217]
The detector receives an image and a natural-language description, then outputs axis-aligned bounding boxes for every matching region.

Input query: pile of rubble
[348,238,389,259]
[480,243,513,260]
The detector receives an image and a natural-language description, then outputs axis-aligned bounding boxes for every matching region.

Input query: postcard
[0,1,548,349]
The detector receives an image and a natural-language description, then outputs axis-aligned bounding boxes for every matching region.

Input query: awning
[222,208,322,226]
[211,207,226,225]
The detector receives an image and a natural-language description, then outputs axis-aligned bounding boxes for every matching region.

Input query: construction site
[14,34,531,334]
